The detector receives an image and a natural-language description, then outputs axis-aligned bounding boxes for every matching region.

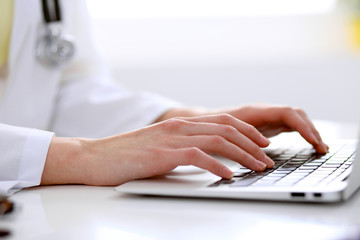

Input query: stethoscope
[36,0,75,68]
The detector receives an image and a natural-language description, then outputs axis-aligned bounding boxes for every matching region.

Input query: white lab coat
[0,0,180,195]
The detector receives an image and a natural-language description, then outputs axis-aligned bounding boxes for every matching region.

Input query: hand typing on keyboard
[41,104,329,187]
[214,103,329,154]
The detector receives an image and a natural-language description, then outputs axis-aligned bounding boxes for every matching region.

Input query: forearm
[41,137,90,185]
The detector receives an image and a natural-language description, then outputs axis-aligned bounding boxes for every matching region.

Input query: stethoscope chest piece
[36,0,75,68]
[36,23,75,68]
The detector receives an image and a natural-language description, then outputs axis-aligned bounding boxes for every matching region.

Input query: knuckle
[210,135,226,146]
[218,113,233,123]
[295,108,306,115]
[285,106,297,113]
[280,106,295,119]
[246,124,258,136]
[223,125,238,135]
[162,118,185,131]
[185,147,202,159]
[282,106,294,113]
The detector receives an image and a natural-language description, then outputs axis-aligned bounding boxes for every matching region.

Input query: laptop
[115,130,360,203]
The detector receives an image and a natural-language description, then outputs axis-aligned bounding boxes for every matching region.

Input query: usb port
[291,192,305,198]
[314,193,322,198]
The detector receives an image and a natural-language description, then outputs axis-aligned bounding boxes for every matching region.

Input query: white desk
[1,121,360,240]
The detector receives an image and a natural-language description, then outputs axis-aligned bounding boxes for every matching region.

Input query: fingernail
[256,161,267,171]
[266,156,275,168]
[223,167,234,179]
[225,171,234,179]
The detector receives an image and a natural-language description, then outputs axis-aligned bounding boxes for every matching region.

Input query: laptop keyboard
[209,143,356,188]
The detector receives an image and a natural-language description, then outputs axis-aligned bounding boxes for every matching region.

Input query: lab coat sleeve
[0,124,54,195]
[50,74,182,138]
[50,0,182,138]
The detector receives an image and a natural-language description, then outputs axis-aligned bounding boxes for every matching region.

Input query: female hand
[42,114,273,186]
[217,104,329,154]
[157,103,329,154]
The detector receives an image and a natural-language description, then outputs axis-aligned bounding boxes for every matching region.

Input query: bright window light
[87,0,337,19]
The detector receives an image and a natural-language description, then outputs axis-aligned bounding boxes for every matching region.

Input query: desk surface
[1,121,360,240]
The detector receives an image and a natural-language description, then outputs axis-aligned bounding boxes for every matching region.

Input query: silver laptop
[115,133,360,203]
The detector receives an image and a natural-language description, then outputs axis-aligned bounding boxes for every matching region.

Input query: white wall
[88,1,360,122]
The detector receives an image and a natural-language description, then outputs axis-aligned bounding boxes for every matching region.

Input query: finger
[168,121,274,168]
[177,114,270,148]
[173,136,271,171]
[175,147,234,179]
[295,109,328,153]
[281,110,327,154]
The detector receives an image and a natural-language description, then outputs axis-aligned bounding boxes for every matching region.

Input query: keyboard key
[302,162,322,166]
[282,163,300,168]
[320,165,339,169]
[328,157,348,161]
[326,160,346,164]
[233,172,251,178]
[291,158,309,161]
[318,155,332,160]
[309,159,327,163]
[294,155,311,159]
[274,163,284,168]
[234,168,252,172]
[311,171,331,176]
[316,167,335,171]
[279,154,296,159]
[246,173,267,178]
[278,167,297,171]
[289,172,310,177]
[323,163,342,168]
[261,176,284,181]
[273,157,292,161]
[233,169,252,178]
[294,169,314,173]
[209,179,235,187]
[298,166,318,170]
[271,171,290,175]
[283,163,302,167]
[237,165,250,169]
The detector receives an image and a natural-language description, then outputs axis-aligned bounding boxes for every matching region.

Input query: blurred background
[86,0,360,124]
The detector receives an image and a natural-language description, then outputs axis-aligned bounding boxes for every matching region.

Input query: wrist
[41,137,90,185]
